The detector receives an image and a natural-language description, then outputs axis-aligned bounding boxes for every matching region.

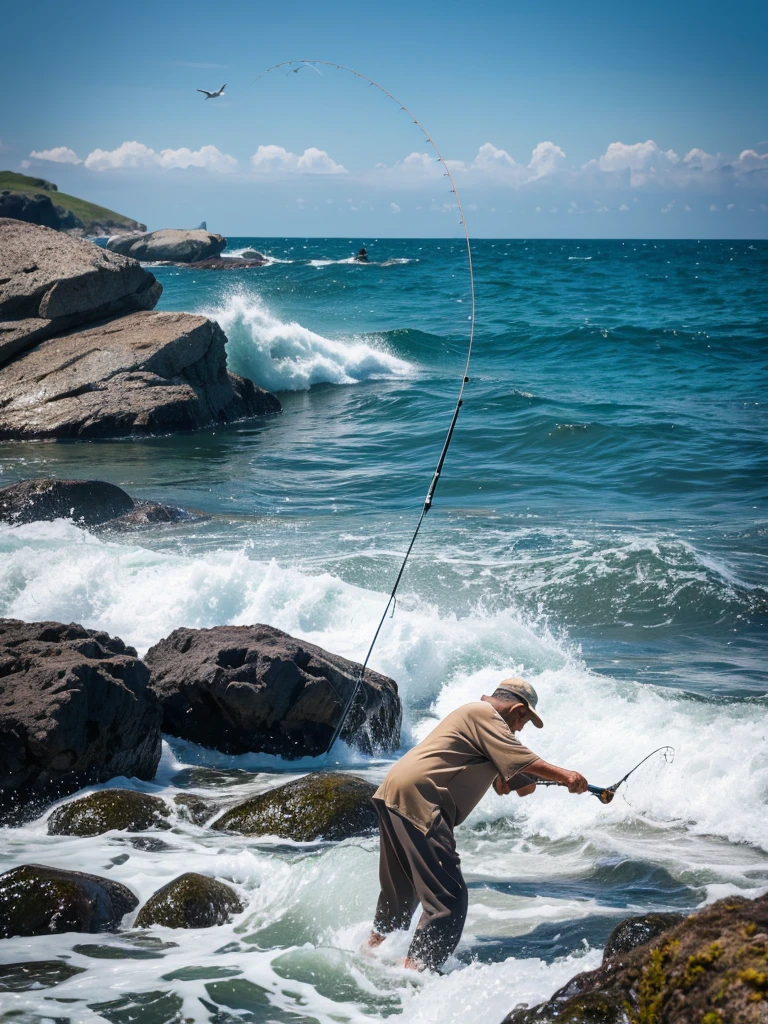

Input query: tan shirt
[373,701,539,833]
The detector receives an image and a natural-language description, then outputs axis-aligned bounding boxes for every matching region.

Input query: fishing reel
[588,784,615,804]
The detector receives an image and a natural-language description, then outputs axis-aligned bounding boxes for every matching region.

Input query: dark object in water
[355,246,368,262]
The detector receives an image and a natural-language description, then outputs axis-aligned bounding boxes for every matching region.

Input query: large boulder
[0,218,161,365]
[47,789,171,837]
[0,477,196,528]
[502,894,768,1024]
[0,478,134,525]
[603,911,686,959]
[135,872,243,929]
[0,310,281,440]
[0,864,138,938]
[0,618,162,821]
[144,623,401,757]
[106,228,227,264]
[212,772,378,841]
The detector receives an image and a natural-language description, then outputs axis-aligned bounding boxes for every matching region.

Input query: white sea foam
[205,292,413,390]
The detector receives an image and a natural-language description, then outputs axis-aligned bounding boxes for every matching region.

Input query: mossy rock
[0,960,86,991]
[47,788,171,837]
[603,912,686,959]
[0,864,137,938]
[211,772,378,841]
[135,872,243,929]
[506,991,628,1023]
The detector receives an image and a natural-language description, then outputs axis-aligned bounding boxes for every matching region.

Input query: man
[366,678,588,971]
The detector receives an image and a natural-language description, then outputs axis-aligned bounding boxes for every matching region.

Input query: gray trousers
[373,800,468,971]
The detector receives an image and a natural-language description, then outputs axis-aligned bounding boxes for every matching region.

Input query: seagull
[197,84,226,99]
[288,63,322,76]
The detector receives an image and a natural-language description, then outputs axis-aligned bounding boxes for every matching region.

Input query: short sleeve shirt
[373,701,538,833]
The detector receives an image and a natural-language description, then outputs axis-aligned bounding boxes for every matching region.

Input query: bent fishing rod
[254,61,476,755]
[535,746,675,804]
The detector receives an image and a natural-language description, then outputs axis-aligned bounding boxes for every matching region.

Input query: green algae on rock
[0,960,87,992]
[502,893,768,1024]
[47,788,171,837]
[0,864,138,938]
[135,872,243,929]
[211,772,378,841]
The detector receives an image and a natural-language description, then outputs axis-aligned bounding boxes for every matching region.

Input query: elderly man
[366,678,588,971]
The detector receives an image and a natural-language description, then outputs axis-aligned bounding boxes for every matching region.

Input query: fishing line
[537,746,675,804]
[254,61,476,755]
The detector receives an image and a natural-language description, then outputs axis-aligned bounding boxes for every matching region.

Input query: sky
[2,0,767,238]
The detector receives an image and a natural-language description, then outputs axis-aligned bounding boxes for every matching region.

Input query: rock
[187,255,266,269]
[47,789,171,836]
[0,190,60,230]
[0,478,134,526]
[212,772,378,841]
[144,623,401,758]
[0,310,281,440]
[135,872,243,929]
[106,228,227,264]
[173,793,222,826]
[0,218,161,366]
[107,500,201,528]
[502,893,768,1024]
[0,618,162,821]
[0,960,87,992]
[0,864,138,938]
[603,911,685,960]
[241,249,266,260]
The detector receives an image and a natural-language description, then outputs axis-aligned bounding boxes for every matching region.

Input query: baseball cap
[492,677,544,728]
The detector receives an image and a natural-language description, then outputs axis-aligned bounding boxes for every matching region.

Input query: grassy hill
[0,171,145,234]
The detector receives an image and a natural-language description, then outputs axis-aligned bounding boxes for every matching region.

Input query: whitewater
[0,237,766,1023]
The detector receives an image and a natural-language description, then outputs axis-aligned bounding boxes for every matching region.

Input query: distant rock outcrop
[0,190,60,230]
[0,170,145,236]
[144,623,402,758]
[0,864,138,938]
[0,221,281,439]
[0,618,162,821]
[0,218,161,365]
[106,228,227,264]
[212,772,378,841]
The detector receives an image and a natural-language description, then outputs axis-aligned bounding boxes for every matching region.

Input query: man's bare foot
[360,931,386,957]
[402,956,426,971]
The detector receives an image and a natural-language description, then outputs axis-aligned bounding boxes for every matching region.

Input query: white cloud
[390,202,401,213]
[661,200,675,214]
[727,203,735,210]
[619,203,629,212]
[83,140,238,173]
[250,144,346,175]
[29,146,81,165]
[709,204,719,212]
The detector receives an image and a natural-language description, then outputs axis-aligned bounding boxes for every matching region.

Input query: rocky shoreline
[0,219,279,440]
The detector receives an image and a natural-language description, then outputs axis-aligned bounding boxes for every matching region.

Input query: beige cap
[493,677,544,729]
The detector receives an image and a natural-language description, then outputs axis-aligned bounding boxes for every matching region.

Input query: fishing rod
[254,60,476,755]
[536,746,675,804]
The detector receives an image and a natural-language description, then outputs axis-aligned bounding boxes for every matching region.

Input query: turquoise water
[0,238,766,1023]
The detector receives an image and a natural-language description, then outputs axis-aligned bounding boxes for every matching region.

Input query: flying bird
[197,84,226,99]
[288,63,322,76]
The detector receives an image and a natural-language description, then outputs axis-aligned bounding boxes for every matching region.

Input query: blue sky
[2,0,767,237]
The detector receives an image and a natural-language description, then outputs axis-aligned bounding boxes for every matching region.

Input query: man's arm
[525,758,588,793]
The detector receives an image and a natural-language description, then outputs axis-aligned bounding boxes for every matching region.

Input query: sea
[0,237,766,1023]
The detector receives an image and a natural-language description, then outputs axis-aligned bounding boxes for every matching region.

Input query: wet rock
[603,911,685,959]
[0,478,134,526]
[0,310,281,440]
[144,623,401,758]
[187,255,266,269]
[173,793,222,826]
[0,618,162,821]
[0,960,87,991]
[0,864,138,938]
[129,836,173,852]
[241,249,266,260]
[48,789,171,837]
[135,871,243,929]
[106,499,201,528]
[106,228,227,263]
[212,772,378,841]
[0,218,161,365]
[502,893,768,1024]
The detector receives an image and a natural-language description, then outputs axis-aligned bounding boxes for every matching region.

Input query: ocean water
[0,237,767,1023]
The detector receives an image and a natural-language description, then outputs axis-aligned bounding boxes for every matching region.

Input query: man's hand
[493,776,536,797]
[565,770,588,794]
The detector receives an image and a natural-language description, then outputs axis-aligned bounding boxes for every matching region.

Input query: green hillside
[0,170,144,232]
